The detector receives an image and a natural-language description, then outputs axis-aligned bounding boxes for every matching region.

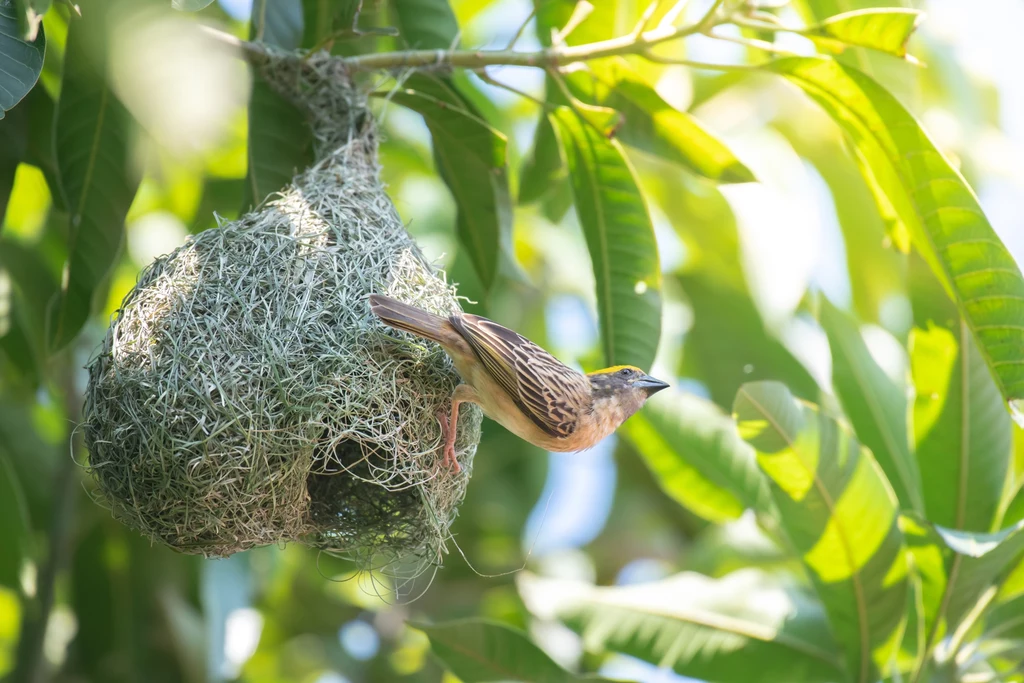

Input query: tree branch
[200,3,728,74]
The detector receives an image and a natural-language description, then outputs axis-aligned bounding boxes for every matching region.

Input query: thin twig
[504,8,536,50]
[475,70,549,108]
[631,0,661,39]
[198,3,774,77]
[703,29,801,56]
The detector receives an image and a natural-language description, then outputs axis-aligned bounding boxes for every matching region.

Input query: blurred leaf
[804,9,923,59]
[252,0,303,49]
[0,100,27,224]
[519,113,566,205]
[0,447,32,591]
[565,61,754,183]
[904,515,1024,665]
[909,322,1011,532]
[1004,485,1024,529]
[985,592,1024,641]
[243,0,315,210]
[391,0,458,49]
[776,120,904,327]
[301,0,364,47]
[12,0,50,42]
[390,76,511,291]
[550,105,661,371]
[734,381,908,682]
[0,397,55,522]
[768,57,1024,411]
[519,570,845,683]
[819,296,923,513]
[0,1,44,117]
[19,82,61,211]
[0,236,59,344]
[171,0,215,10]
[417,619,617,683]
[49,16,139,350]
[678,270,820,409]
[623,391,773,523]
[241,79,314,210]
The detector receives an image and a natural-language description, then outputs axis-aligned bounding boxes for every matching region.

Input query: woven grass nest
[83,52,482,577]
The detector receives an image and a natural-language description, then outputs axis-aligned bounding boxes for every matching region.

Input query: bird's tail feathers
[369,294,450,344]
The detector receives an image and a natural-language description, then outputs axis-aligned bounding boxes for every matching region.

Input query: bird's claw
[435,408,462,474]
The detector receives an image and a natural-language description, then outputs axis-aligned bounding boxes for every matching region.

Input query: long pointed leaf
[519,570,845,683]
[734,381,909,683]
[624,390,773,522]
[550,106,661,371]
[242,0,314,210]
[390,76,510,291]
[49,16,139,349]
[910,322,1011,532]
[804,9,923,59]
[819,296,923,513]
[767,57,1024,414]
[565,61,754,184]
[904,515,1024,668]
[416,619,619,683]
[0,1,44,117]
[391,0,459,50]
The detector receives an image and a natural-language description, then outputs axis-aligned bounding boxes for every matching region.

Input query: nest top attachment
[83,52,481,580]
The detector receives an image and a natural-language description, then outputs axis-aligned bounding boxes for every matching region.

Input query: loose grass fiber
[83,51,481,581]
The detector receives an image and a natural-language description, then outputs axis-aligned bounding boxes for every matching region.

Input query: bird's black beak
[635,374,669,396]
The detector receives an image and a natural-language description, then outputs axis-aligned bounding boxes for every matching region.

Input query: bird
[369,294,669,473]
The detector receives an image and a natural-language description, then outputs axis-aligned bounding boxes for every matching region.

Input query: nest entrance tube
[83,52,482,578]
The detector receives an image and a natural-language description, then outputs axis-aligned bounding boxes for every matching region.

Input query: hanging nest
[83,51,481,577]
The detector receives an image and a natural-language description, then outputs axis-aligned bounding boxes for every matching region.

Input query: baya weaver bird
[369,294,669,472]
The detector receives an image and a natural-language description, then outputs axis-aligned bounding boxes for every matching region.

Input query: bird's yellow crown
[587,365,643,377]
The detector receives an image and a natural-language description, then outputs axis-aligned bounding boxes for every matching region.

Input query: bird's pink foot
[435,408,462,473]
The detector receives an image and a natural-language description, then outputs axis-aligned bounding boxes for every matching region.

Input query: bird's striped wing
[450,314,589,439]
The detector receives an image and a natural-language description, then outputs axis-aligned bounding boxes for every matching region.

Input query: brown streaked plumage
[369,294,669,472]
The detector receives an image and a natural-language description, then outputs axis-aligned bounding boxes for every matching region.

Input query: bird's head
[587,365,669,418]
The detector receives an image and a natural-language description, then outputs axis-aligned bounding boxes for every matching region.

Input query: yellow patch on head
[587,365,643,377]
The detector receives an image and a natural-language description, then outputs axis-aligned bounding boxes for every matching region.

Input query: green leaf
[0,237,58,389]
[390,76,511,291]
[251,0,303,49]
[805,9,923,60]
[171,0,215,10]
[623,390,773,523]
[391,0,459,49]
[0,1,44,117]
[1004,484,1024,529]
[766,57,1024,412]
[819,296,923,513]
[564,61,754,183]
[242,0,315,210]
[417,619,605,683]
[904,515,1024,662]
[241,78,314,210]
[0,97,27,224]
[734,381,909,683]
[550,106,661,371]
[910,322,1011,532]
[19,81,61,211]
[518,570,845,683]
[49,17,139,350]
[519,113,567,205]
[0,449,32,591]
[677,270,820,409]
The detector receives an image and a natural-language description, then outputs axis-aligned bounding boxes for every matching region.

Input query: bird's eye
[619,368,632,377]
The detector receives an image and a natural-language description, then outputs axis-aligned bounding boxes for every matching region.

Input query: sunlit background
[2,0,1022,681]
